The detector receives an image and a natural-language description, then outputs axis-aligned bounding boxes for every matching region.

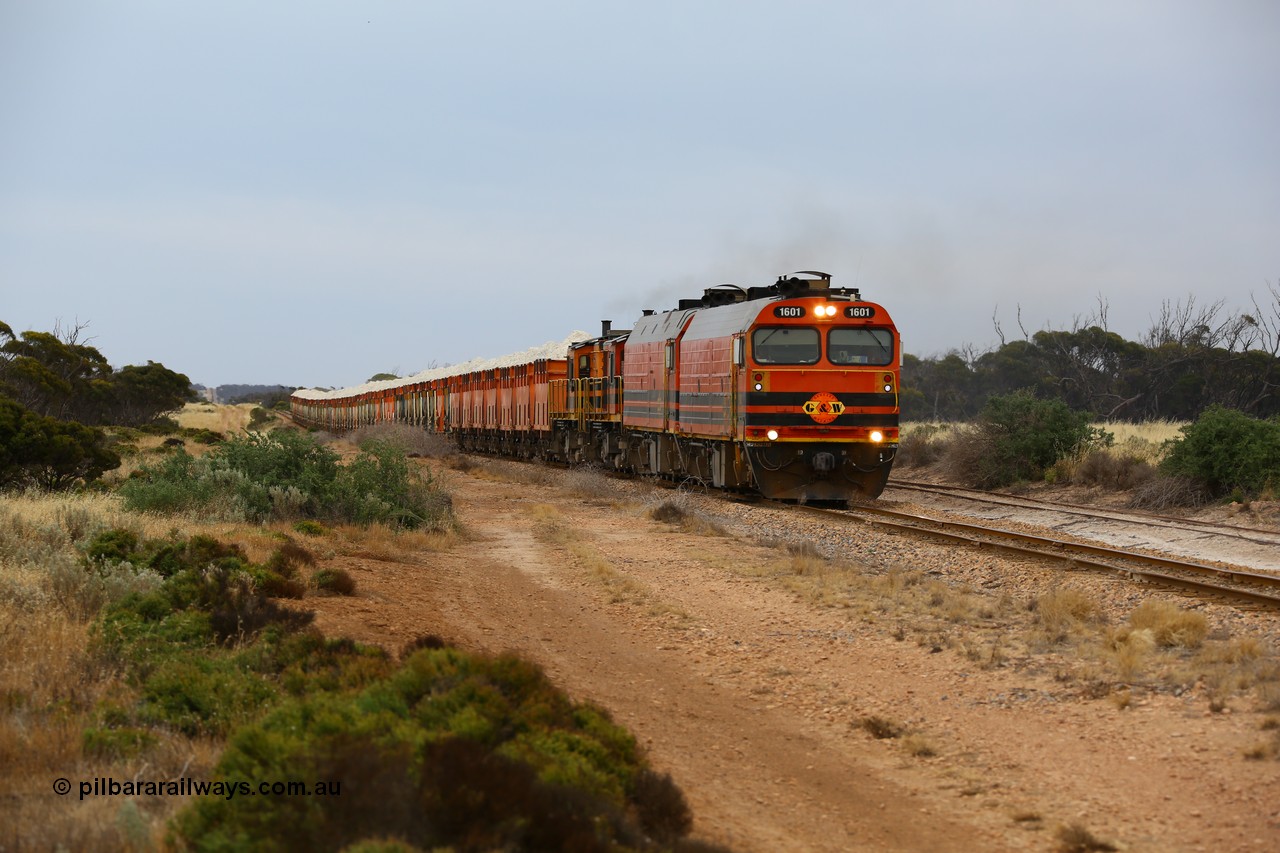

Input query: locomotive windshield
[752,327,820,364]
[828,328,894,365]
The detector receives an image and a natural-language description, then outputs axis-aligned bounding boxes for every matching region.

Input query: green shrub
[1161,406,1280,498]
[94,533,314,654]
[250,541,315,599]
[171,647,692,853]
[85,528,140,565]
[184,428,225,445]
[246,631,392,696]
[310,567,356,596]
[82,726,157,759]
[119,431,452,529]
[137,417,180,436]
[79,532,705,852]
[944,391,1103,488]
[293,519,327,536]
[247,407,272,430]
[47,551,163,621]
[0,397,121,488]
[139,655,279,736]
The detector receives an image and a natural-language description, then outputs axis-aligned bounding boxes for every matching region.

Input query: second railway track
[787,499,1280,610]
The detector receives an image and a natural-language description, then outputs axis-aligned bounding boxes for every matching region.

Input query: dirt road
[307,463,1280,852]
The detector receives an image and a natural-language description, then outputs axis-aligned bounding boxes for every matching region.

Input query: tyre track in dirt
[308,482,995,852]
[306,468,1280,853]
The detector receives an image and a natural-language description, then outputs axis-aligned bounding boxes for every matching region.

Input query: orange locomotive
[291,271,900,502]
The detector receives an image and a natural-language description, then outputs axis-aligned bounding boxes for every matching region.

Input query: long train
[291,271,901,501]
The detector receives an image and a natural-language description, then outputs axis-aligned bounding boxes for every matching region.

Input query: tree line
[902,290,1280,421]
[1,320,193,488]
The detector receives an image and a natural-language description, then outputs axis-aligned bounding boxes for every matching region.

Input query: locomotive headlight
[870,430,884,443]
[884,384,892,392]
[821,304,838,317]
[766,429,779,441]
[754,382,763,391]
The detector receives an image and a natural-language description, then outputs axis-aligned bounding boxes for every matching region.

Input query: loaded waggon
[292,271,900,502]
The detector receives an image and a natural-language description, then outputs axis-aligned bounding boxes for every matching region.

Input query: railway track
[788,498,1280,610]
[887,478,1280,548]
[463,453,1280,609]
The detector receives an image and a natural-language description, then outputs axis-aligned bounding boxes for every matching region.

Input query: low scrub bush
[47,551,163,621]
[647,496,728,536]
[1126,474,1210,510]
[1056,822,1118,852]
[860,715,905,739]
[247,407,272,431]
[171,647,705,852]
[349,423,455,458]
[293,519,327,536]
[11,518,711,851]
[650,500,688,524]
[1070,450,1156,490]
[562,465,618,500]
[897,423,947,467]
[941,392,1105,488]
[81,725,157,759]
[1161,406,1280,499]
[137,417,180,436]
[184,427,225,445]
[119,431,453,530]
[309,567,356,596]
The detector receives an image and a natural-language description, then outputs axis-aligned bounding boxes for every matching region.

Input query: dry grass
[859,715,905,739]
[463,458,557,487]
[0,591,219,850]
[1126,475,1211,511]
[175,402,261,433]
[1063,450,1156,490]
[347,423,455,458]
[1030,586,1100,644]
[898,419,1186,489]
[649,496,729,536]
[1102,626,1157,679]
[526,504,651,605]
[1055,822,1118,852]
[896,422,957,468]
[1127,599,1207,649]
[1099,419,1185,454]
[527,503,576,546]
[328,522,461,562]
[561,466,623,502]
[901,733,938,757]
[857,716,937,757]
[1258,682,1280,712]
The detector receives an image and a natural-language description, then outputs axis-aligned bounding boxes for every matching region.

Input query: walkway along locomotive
[291,271,901,501]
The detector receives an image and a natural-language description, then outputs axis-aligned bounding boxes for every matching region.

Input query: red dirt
[304,466,1280,852]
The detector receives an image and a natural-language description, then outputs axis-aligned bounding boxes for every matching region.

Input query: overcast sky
[3,1,1277,389]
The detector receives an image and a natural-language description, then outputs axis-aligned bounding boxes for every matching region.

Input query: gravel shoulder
[306,462,1280,852]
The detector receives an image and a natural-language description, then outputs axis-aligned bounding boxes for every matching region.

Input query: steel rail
[886,479,1280,545]
[788,502,1280,610]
